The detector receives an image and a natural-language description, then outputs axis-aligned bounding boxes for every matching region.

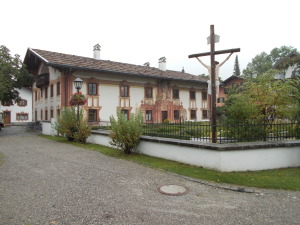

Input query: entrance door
[3,111,11,124]
[162,111,168,122]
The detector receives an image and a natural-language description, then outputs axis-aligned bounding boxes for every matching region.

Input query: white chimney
[158,57,166,71]
[93,44,101,60]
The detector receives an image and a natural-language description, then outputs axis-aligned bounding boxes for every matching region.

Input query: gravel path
[0,127,299,225]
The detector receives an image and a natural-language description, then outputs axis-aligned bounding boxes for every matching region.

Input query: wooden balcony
[36,73,49,88]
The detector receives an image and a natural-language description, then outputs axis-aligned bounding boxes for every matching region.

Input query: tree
[242,46,298,78]
[232,55,241,76]
[0,45,34,103]
[109,110,143,154]
[242,52,272,78]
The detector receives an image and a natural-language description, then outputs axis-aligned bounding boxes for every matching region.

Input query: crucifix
[188,25,240,143]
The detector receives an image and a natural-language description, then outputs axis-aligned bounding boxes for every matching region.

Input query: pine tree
[233,55,241,76]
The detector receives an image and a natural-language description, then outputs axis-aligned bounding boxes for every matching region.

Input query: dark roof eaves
[47,62,207,84]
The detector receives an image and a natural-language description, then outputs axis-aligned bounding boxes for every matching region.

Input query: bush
[54,107,91,143]
[109,110,143,154]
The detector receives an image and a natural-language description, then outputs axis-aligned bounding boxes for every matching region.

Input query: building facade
[0,88,33,124]
[24,45,209,124]
[217,75,244,107]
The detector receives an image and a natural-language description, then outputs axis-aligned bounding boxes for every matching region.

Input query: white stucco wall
[86,132,300,172]
[100,84,119,121]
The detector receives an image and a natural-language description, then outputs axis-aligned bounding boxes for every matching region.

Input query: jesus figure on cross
[196,52,233,99]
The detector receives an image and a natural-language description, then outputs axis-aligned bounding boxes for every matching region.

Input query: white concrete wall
[86,132,300,172]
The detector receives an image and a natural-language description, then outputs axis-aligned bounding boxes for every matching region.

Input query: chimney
[93,44,101,60]
[158,57,166,71]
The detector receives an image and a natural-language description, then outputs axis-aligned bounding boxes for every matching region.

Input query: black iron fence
[142,121,300,143]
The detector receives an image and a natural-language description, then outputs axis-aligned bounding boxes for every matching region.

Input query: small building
[24,45,209,124]
[217,75,244,107]
[0,88,33,125]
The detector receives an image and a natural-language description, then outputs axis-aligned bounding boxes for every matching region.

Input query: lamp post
[74,78,83,122]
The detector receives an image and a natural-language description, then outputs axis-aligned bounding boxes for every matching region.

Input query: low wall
[42,119,57,136]
[88,131,300,172]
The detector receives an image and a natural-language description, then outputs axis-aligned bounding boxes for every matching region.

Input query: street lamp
[74,78,83,122]
[74,78,83,93]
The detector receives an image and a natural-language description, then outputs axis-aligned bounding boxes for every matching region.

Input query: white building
[24,45,209,124]
[0,88,32,125]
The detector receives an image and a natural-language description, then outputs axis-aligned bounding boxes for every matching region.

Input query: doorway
[3,111,11,124]
[161,111,168,122]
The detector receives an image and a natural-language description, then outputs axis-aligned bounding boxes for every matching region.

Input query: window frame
[202,110,208,119]
[145,87,153,98]
[57,82,60,96]
[16,113,28,121]
[88,109,98,122]
[17,99,27,107]
[202,91,207,100]
[120,85,129,97]
[88,83,97,95]
[50,84,54,97]
[190,90,196,100]
[190,110,197,120]
[173,89,179,99]
[145,110,153,121]
[174,110,180,120]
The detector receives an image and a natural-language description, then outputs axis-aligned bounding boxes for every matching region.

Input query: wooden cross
[188,25,240,143]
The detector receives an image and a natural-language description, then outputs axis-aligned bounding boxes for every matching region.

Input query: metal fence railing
[142,121,300,144]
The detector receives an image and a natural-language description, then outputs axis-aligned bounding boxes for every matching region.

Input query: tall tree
[232,55,241,76]
[0,45,33,103]
[242,46,298,78]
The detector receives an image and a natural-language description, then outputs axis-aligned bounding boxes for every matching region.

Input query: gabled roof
[24,48,208,84]
[222,75,244,85]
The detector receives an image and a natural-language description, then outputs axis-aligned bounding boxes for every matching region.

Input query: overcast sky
[1,0,299,80]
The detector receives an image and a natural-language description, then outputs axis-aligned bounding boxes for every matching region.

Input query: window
[173,89,179,99]
[224,88,228,94]
[120,85,129,97]
[174,110,180,120]
[217,97,225,103]
[145,87,153,98]
[45,110,48,120]
[88,109,98,122]
[191,110,196,120]
[2,101,13,106]
[17,99,27,107]
[41,87,43,98]
[190,90,196,100]
[57,109,60,117]
[40,110,43,120]
[16,113,28,121]
[121,109,129,120]
[35,91,38,101]
[50,110,54,119]
[202,91,207,100]
[202,110,208,119]
[88,83,97,95]
[50,84,54,97]
[57,82,60,95]
[35,111,37,121]
[145,110,152,121]
[45,86,48,98]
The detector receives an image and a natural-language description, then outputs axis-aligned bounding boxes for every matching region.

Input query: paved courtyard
[0,126,299,224]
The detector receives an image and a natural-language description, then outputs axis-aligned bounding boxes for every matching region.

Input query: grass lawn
[41,135,300,191]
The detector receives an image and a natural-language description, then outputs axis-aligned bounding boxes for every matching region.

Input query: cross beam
[188,48,240,59]
[189,25,240,143]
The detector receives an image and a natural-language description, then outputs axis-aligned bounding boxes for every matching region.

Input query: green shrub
[54,107,91,143]
[109,110,144,154]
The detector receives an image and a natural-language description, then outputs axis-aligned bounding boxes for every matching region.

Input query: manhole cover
[158,185,188,196]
